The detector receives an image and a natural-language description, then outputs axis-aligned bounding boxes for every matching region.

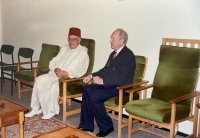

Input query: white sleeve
[49,45,64,71]
[68,52,89,78]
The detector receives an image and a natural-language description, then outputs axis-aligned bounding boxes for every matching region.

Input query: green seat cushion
[104,55,146,106]
[125,98,190,123]
[59,79,87,96]
[104,93,139,106]
[15,70,49,82]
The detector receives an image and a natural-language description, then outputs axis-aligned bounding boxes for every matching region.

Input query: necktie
[112,51,117,60]
[107,51,117,67]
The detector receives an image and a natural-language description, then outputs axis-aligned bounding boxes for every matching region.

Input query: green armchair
[104,55,148,138]
[15,43,60,99]
[125,38,200,138]
[58,38,95,121]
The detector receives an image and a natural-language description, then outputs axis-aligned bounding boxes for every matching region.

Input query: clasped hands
[83,75,103,84]
[54,68,68,78]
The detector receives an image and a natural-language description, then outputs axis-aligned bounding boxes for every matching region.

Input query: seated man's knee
[84,85,92,91]
[89,93,102,104]
[84,84,97,94]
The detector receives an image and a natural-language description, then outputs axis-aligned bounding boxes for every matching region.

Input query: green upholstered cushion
[104,55,146,106]
[80,38,95,76]
[59,38,95,96]
[104,95,132,106]
[38,43,60,72]
[125,98,190,123]
[15,44,60,82]
[125,45,200,123]
[59,79,87,96]
[15,70,49,82]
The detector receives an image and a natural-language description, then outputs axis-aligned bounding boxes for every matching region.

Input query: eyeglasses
[68,38,78,42]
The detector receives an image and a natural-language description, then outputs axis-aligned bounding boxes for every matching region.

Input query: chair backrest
[0,45,14,66]
[134,56,147,83]
[18,47,34,69]
[37,43,60,72]
[162,38,200,48]
[80,38,95,76]
[152,39,200,107]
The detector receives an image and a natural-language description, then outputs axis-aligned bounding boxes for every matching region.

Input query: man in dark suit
[78,29,136,137]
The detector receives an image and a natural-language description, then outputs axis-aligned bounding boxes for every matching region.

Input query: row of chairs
[0,45,34,96]
[4,38,200,138]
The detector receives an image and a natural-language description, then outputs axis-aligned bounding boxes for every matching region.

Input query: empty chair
[125,38,200,138]
[0,45,15,92]
[1,47,34,96]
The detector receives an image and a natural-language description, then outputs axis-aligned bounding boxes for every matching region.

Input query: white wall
[1,0,200,135]
[0,1,2,45]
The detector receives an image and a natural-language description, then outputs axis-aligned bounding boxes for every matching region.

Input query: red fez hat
[68,27,81,38]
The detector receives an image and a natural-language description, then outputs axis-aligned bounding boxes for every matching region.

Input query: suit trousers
[79,84,119,131]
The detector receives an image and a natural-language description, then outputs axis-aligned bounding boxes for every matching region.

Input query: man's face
[110,30,124,50]
[68,35,81,49]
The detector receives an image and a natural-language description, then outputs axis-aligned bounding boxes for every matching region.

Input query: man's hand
[83,75,92,83]
[92,76,103,84]
[54,68,61,76]
[54,68,68,78]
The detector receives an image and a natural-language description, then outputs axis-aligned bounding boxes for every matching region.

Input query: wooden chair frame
[126,38,200,138]
[16,61,47,99]
[104,57,148,138]
[59,78,84,121]
[15,45,60,99]
[2,48,34,96]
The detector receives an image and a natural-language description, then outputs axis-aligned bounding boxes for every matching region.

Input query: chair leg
[17,80,21,99]
[170,104,176,138]
[118,108,123,138]
[1,69,3,92]
[11,72,13,96]
[128,115,132,138]
[193,96,199,137]
[63,82,67,121]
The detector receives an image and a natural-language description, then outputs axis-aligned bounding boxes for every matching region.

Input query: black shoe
[77,127,93,132]
[96,126,114,137]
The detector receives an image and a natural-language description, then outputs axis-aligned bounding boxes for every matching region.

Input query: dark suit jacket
[92,46,136,88]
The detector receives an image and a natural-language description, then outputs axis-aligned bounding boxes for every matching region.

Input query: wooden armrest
[16,61,39,71]
[15,60,38,65]
[169,91,200,104]
[125,84,153,94]
[117,80,149,90]
[61,77,84,83]
[32,66,49,79]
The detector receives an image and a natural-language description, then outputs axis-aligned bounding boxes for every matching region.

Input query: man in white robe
[25,27,89,119]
